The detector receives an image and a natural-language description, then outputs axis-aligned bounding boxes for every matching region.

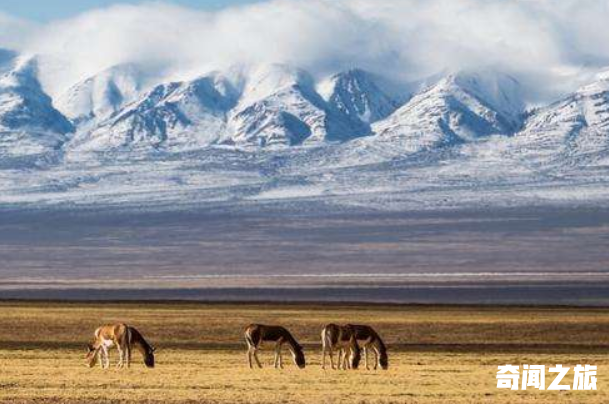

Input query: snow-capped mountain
[0,51,608,211]
[55,64,144,126]
[0,55,73,157]
[69,72,239,151]
[228,64,368,147]
[0,58,73,134]
[517,75,609,162]
[50,63,531,154]
[66,64,373,151]
[372,70,524,152]
[319,68,401,125]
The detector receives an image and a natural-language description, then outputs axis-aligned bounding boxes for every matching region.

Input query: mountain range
[1,49,608,211]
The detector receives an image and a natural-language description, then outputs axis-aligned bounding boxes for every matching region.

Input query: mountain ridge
[0,50,609,210]
[4,51,604,154]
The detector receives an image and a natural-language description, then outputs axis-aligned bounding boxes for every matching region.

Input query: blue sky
[0,0,264,21]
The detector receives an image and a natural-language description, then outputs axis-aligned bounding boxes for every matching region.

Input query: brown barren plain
[0,302,607,404]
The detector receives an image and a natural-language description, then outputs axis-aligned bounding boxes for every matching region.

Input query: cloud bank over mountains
[1,1,609,211]
[1,0,609,104]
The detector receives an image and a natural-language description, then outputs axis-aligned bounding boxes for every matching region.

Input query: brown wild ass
[85,324,155,369]
[350,324,388,370]
[244,324,306,369]
[321,324,361,370]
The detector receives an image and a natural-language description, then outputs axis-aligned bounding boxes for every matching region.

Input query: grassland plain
[0,302,607,404]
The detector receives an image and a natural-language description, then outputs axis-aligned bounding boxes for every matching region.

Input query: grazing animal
[85,324,155,369]
[321,324,361,370]
[350,324,388,370]
[244,324,306,369]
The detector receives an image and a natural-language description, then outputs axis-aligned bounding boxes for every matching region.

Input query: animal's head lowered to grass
[85,344,98,368]
[292,344,306,369]
[144,346,156,368]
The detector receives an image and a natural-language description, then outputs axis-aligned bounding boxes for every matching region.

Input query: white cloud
[1,0,608,103]
[0,11,37,50]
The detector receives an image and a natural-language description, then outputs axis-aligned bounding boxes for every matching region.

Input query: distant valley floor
[1,204,608,305]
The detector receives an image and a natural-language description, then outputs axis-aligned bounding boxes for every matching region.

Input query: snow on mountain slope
[318,68,401,125]
[372,70,525,153]
[228,64,368,147]
[64,64,372,151]
[1,62,609,211]
[68,72,240,152]
[55,64,144,126]
[0,58,73,134]
[0,56,73,157]
[516,76,609,165]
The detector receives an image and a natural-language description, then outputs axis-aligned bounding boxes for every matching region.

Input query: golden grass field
[0,301,608,404]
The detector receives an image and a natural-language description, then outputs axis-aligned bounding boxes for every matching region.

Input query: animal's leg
[345,349,352,370]
[126,345,131,369]
[253,349,263,368]
[102,346,110,369]
[97,349,104,369]
[126,329,132,369]
[338,349,344,370]
[274,344,283,369]
[321,345,326,370]
[364,347,369,370]
[329,348,335,370]
[245,339,254,369]
[247,347,253,369]
[117,346,124,369]
[373,347,380,370]
[346,349,352,370]
[124,346,130,369]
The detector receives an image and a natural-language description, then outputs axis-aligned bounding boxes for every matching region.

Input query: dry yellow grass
[0,302,607,403]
